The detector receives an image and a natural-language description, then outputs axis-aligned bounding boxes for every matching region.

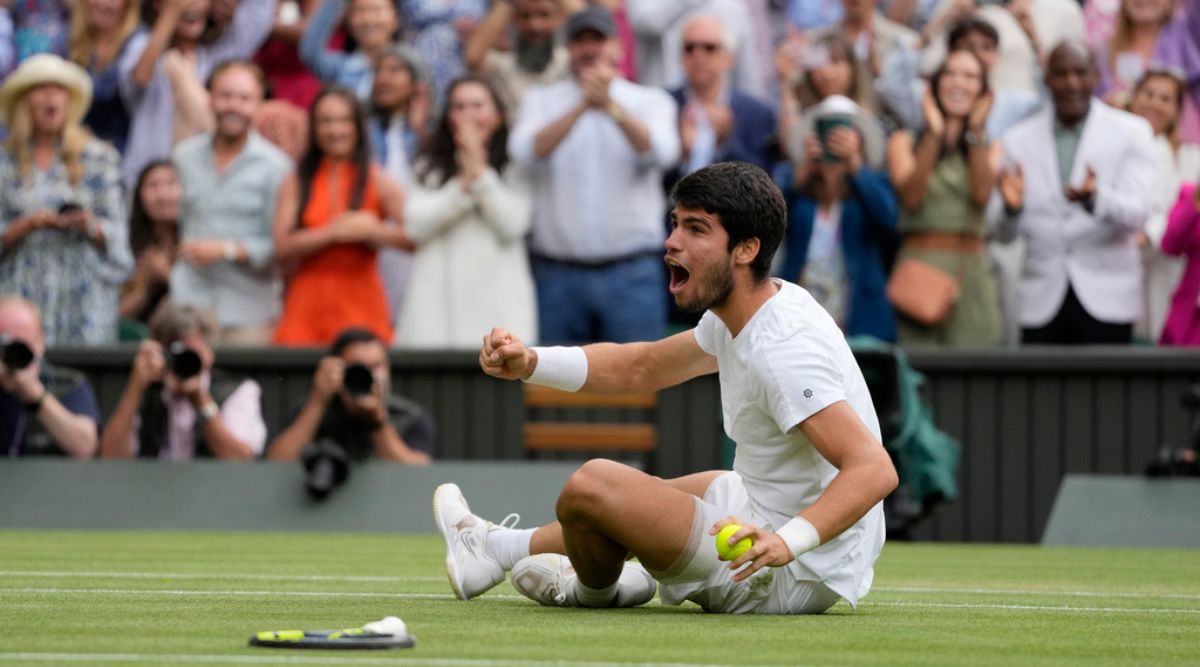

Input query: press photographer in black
[0,296,100,457]
[267,327,433,466]
[98,303,267,460]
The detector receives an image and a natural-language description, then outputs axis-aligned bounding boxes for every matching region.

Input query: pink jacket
[1160,184,1200,345]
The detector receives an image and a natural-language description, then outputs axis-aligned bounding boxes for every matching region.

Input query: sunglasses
[683,41,722,55]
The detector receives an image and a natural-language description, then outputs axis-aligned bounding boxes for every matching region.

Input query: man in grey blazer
[996,40,1155,344]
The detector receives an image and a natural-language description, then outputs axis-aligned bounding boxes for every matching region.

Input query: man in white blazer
[996,40,1155,344]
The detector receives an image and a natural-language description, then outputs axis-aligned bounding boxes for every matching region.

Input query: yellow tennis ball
[715,524,753,561]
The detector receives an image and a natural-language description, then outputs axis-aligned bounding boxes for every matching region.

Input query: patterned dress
[0,139,133,345]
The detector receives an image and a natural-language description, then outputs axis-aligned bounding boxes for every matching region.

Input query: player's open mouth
[667,259,690,293]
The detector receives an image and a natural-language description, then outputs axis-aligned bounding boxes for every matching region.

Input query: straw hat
[0,54,94,127]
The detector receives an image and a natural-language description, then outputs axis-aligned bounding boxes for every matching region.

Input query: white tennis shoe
[432,483,519,600]
[510,553,658,608]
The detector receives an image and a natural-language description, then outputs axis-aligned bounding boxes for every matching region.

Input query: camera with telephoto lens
[301,439,350,499]
[342,363,375,396]
[166,341,203,380]
[0,335,35,371]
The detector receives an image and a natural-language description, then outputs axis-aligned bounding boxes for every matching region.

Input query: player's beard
[516,37,556,74]
[675,256,735,313]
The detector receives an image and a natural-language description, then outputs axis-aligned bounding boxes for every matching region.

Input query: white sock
[483,527,534,571]
[573,579,618,608]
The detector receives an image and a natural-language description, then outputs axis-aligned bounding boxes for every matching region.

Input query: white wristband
[775,517,821,559]
[524,346,588,392]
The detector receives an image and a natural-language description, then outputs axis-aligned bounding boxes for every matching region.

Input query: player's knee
[556,459,623,521]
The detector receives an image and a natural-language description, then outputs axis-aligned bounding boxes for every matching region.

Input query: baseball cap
[564,6,617,41]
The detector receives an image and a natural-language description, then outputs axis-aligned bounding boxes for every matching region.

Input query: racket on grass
[249,627,415,650]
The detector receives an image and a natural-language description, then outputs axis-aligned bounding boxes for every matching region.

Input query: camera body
[166,341,203,380]
[0,335,35,372]
[301,439,350,499]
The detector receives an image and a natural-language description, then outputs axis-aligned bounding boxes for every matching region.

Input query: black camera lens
[343,363,375,397]
[167,342,203,380]
[0,338,34,371]
[301,439,350,500]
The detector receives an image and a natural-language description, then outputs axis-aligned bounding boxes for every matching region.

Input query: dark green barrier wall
[39,346,1200,543]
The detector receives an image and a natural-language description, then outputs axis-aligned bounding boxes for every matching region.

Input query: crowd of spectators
[1,0,1197,352]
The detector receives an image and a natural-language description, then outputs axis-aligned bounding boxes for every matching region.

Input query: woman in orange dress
[273,86,411,346]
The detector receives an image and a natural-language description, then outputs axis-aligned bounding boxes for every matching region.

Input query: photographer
[98,303,266,460]
[0,296,100,458]
[267,328,432,465]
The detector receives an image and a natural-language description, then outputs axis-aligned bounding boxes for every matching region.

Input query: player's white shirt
[692,279,886,606]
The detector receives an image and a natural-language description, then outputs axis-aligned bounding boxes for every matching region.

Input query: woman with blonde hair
[0,54,133,346]
[1094,0,1199,142]
[68,0,141,151]
[1127,68,1200,341]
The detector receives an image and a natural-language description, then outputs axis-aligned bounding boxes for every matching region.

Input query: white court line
[0,571,443,583]
[0,588,521,601]
[874,586,1200,601]
[4,573,1196,601]
[868,601,1200,615]
[0,653,786,667]
[2,587,1198,615]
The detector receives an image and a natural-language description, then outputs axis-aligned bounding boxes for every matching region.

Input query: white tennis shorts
[648,471,842,614]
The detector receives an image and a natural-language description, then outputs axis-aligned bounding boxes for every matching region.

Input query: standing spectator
[998,41,1155,345]
[120,160,181,330]
[668,14,776,180]
[299,0,400,100]
[779,98,898,341]
[627,0,768,102]
[1127,68,1200,341]
[254,0,323,110]
[368,45,428,188]
[0,295,99,458]
[273,87,409,346]
[0,54,132,346]
[809,0,918,80]
[171,60,292,345]
[778,35,886,173]
[397,75,536,348]
[69,0,141,153]
[119,0,276,186]
[6,0,68,62]
[1160,181,1200,345]
[99,302,267,460]
[509,6,679,344]
[368,45,428,322]
[887,50,1001,347]
[464,0,571,121]
[0,8,15,79]
[1093,0,1200,143]
[402,0,489,104]
[268,326,433,463]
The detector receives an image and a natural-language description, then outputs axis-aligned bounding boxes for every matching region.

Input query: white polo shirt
[693,279,886,606]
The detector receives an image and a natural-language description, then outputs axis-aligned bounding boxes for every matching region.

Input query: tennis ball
[715,524,753,561]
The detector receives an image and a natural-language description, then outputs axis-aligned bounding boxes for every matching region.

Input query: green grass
[1,531,1198,666]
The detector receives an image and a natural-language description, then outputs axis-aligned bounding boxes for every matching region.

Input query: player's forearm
[799,453,898,542]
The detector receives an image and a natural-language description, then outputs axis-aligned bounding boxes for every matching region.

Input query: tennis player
[434,161,898,614]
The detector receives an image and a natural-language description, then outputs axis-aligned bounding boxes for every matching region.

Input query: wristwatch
[198,401,219,422]
[607,101,625,124]
[25,389,47,413]
[964,129,990,147]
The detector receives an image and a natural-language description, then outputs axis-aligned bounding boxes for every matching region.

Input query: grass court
[2,531,1197,666]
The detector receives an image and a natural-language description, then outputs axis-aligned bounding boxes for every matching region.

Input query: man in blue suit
[665,14,776,182]
[664,14,777,329]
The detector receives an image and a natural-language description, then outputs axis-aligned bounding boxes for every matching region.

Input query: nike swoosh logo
[459,532,478,559]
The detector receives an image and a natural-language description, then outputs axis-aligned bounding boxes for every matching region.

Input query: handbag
[886,257,960,326]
